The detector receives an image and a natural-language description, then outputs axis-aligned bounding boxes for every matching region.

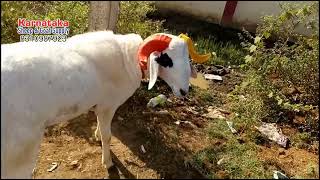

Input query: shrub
[116,1,164,39]
[1,1,89,44]
[229,2,319,128]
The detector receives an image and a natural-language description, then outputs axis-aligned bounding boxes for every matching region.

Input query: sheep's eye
[155,53,173,68]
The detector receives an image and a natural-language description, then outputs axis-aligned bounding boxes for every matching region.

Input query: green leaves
[249,45,257,53]
[279,11,293,22]
[254,36,261,44]
[235,1,318,126]
[262,31,271,39]
[117,1,163,39]
[277,98,283,105]
[244,55,253,64]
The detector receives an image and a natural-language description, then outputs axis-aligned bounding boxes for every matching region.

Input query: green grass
[291,132,313,149]
[189,86,222,106]
[306,163,319,177]
[164,28,246,66]
[192,118,271,179]
[193,35,246,66]
[207,118,232,140]
[148,10,247,66]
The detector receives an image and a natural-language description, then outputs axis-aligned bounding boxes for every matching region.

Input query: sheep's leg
[96,108,116,170]
[95,121,101,141]
[3,128,43,178]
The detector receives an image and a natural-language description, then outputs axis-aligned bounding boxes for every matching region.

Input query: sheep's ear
[148,53,160,90]
[190,63,197,78]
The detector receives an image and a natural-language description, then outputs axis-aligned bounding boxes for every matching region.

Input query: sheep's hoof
[106,165,121,179]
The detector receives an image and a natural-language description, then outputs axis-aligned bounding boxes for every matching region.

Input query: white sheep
[1,30,208,178]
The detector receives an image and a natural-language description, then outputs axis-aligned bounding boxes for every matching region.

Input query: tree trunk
[88,1,120,32]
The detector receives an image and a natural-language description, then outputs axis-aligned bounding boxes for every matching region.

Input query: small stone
[140,145,146,154]
[69,160,79,169]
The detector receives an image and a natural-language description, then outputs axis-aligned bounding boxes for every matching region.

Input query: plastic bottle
[147,94,167,108]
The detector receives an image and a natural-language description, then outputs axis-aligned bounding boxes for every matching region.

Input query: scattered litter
[69,160,80,170]
[77,162,82,171]
[117,116,124,121]
[147,94,167,108]
[71,160,78,166]
[273,171,289,179]
[184,121,197,128]
[255,123,289,148]
[213,68,230,76]
[211,52,217,58]
[142,110,169,115]
[174,120,197,128]
[204,65,230,76]
[140,145,146,154]
[47,162,58,172]
[226,121,237,134]
[204,74,223,81]
[203,107,228,119]
[190,73,210,90]
[186,107,199,115]
[217,158,225,165]
[167,98,173,103]
[213,65,224,69]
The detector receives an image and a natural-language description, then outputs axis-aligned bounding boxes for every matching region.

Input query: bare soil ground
[32,68,238,179]
[32,67,318,179]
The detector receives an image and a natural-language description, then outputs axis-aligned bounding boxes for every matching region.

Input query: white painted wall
[233,1,315,35]
[155,1,226,24]
[155,1,317,36]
